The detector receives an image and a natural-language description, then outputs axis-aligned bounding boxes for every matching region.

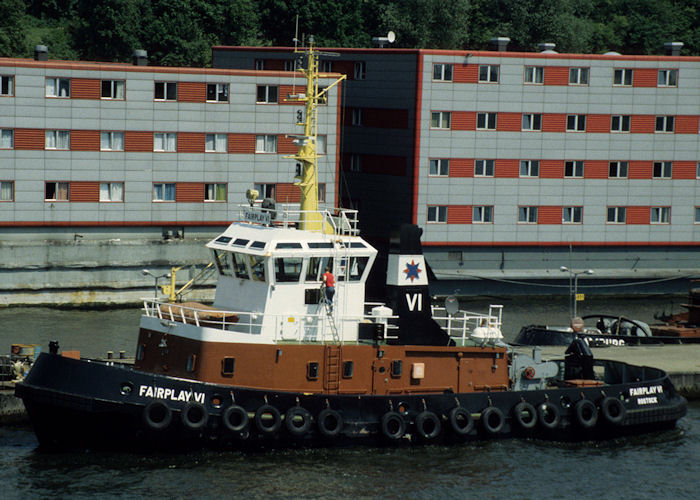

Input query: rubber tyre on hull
[537,402,560,430]
[255,404,282,435]
[381,411,406,440]
[415,411,441,440]
[601,397,626,425]
[222,404,249,433]
[143,401,173,431]
[574,399,598,428]
[285,407,312,436]
[181,402,209,431]
[481,406,505,434]
[317,408,343,438]
[448,407,474,436]
[512,401,537,430]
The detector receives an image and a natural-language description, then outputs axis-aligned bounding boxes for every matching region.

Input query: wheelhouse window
[100,131,124,151]
[154,81,177,101]
[249,255,266,282]
[657,69,678,87]
[607,206,626,223]
[337,257,369,282]
[564,161,584,178]
[231,252,249,278]
[0,181,14,201]
[46,77,70,97]
[478,65,499,83]
[653,161,672,178]
[205,133,228,152]
[427,205,447,223]
[519,160,539,177]
[274,257,303,283]
[305,256,333,282]
[45,130,70,150]
[655,116,674,133]
[101,80,125,99]
[45,182,69,201]
[472,205,493,223]
[255,135,277,153]
[153,183,175,202]
[433,63,453,81]
[474,159,494,177]
[611,115,631,132]
[206,83,228,102]
[518,206,538,223]
[429,159,449,176]
[477,112,497,130]
[569,67,589,85]
[562,206,582,224]
[609,161,628,178]
[99,182,123,202]
[650,207,670,224]
[613,69,633,86]
[522,114,542,131]
[154,132,177,152]
[256,85,278,104]
[430,112,451,129]
[205,183,227,202]
[0,129,13,149]
[524,66,544,84]
[566,115,586,132]
[0,75,13,96]
[354,61,366,80]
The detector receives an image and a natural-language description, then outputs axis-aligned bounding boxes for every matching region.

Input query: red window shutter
[495,159,519,178]
[125,131,153,152]
[447,205,471,224]
[540,160,564,178]
[449,158,473,178]
[585,160,608,179]
[70,182,99,202]
[627,206,650,224]
[673,161,697,179]
[633,69,657,87]
[496,113,521,132]
[176,183,204,202]
[275,183,301,203]
[630,115,655,133]
[587,114,610,133]
[675,115,699,134]
[70,130,100,151]
[229,134,255,153]
[177,132,205,153]
[542,114,566,132]
[544,67,569,86]
[277,135,297,154]
[537,206,562,224]
[14,129,45,150]
[178,82,206,102]
[453,64,478,83]
[71,79,101,99]
[451,111,476,131]
[264,59,286,70]
[628,161,652,179]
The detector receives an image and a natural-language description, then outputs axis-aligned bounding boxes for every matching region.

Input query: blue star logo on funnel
[404,260,422,282]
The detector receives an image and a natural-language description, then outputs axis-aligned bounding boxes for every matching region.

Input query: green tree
[0,0,28,57]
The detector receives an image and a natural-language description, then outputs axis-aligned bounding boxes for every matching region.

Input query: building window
[154,81,177,101]
[518,206,538,223]
[154,132,177,152]
[153,183,175,202]
[0,129,13,149]
[255,135,277,153]
[427,206,447,223]
[284,60,296,71]
[317,86,328,105]
[0,75,13,96]
[563,206,582,224]
[695,207,700,223]
[566,115,586,132]
[474,159,495,177]
[655,116,674,133]
[45,182,69,201]
[205,133,228,152]
[46,77,70,97]
[352,108,363,126]
[569,67,589,85]
[478,65,499,83]
[473,205,493,223]
[565,160,584,178]
[611,115,631,132]
[354,61,366,80]
[207,83,228,102]
[318,183,326,203]
[101,80,125,99]
[524,66,544,84]
[350,154,361,172]
[99,182,124,202]
[613,69,633,86]
[315,135,326,154]
[0,181,14,201]
[520,160,539,177]
[256,85,278,104]
[433,63,453,81]
[609,161,628,178]
[522,114,542,131]
[205,183,227,202]
[477,112,497,130]
[430,111,451,129]
[100,131,124,151]
[697,162,700,179]
[658,69,678,87]
[254,59,264,70]
[429,159,449,176]
[650,207,670,224]
[45,130,70,150]
[607,206,626,223]
[653,161,672,178]
[255,183,276,199]
[321,61,333,72]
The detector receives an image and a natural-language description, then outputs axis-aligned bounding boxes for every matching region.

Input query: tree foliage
[0,0,697,65]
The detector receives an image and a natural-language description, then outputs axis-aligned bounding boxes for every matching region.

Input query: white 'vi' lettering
[406,293,422,311]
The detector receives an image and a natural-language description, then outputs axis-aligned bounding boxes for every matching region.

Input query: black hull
[16,353,687,451]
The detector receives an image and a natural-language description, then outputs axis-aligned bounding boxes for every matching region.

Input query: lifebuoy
[448,407,474,436]
[512,401,537,430]
[317,408,343,438]
[481,406,505,434]
[285,407,312,436]
[255,404,282,434]
[381,411,406,440]
[601,397,626,425]
[222,404,249,433]
[143,401,172,431]
[574,399,598,428]
[181,401,209,430]
[415,411,441,440]
[537,402,560,430]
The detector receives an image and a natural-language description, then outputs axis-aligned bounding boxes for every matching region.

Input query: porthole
[391,360,403,378]
[222,357,235,377]
[343,361,354,378]
[307,362,319,380]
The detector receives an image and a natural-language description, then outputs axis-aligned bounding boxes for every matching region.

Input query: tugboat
[16,40,686,450]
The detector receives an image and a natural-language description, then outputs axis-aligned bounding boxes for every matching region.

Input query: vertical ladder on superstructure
[320,291,339,342]
[323,344,341,392]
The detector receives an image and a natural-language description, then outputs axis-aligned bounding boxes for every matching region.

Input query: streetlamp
[142,269,170,299]
[559,266,594,317]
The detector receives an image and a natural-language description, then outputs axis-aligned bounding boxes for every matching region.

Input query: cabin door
[371,358,389,395]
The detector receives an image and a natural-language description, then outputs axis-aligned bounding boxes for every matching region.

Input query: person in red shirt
[322,266,335,310]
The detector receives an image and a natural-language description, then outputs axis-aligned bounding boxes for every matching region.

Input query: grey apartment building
[213,43,700,294]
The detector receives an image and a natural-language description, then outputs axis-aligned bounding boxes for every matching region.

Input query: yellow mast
[286,36,346,232]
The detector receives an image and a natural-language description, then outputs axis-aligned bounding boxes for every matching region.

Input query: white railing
[239,204,360,236]
[431,304,504,346]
